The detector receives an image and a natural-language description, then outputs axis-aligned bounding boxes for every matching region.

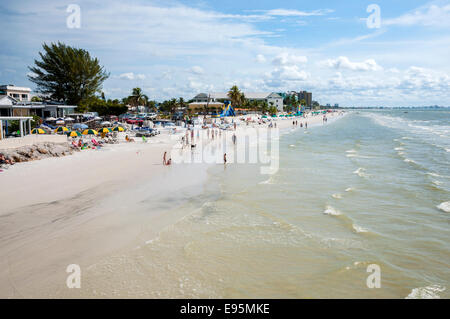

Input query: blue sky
[1,0,450,106]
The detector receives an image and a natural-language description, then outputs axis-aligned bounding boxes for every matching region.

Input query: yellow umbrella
[54,126,69,133]
[98,127,112,133]
[68,131,82,137]
[112,126,124,132]
[82,129,98,135]
[31,128,46,134]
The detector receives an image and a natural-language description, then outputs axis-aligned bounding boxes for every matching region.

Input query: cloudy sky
[1,0,450,106]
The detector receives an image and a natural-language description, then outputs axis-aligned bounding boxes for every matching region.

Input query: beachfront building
[0,84,76,118]
[297,91,312,109]
[0,85,31,102]
[191,92,284,112]
[0,99,76,118]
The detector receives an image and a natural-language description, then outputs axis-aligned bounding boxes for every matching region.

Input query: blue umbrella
[73,123,88,130]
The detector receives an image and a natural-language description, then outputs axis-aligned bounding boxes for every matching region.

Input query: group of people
[293,120,307,128]
[71,138,104,150]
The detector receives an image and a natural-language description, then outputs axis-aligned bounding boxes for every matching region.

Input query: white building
[0,85,31,102]
[193,92,284,111]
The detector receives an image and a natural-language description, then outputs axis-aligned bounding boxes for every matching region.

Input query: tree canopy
[227,85,243,107]
[28,42,109,105]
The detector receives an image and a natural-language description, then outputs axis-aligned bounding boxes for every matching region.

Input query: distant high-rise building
[297,91,312,108]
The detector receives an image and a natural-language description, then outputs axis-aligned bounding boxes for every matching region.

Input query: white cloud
[265,9,333,17]
[256,54,266,63]
[321,56,381,71]
[118,72,146,80]
[190,66,204,75]
[267,65,309,86]
[272,53,308,66]
[384,4,450,27]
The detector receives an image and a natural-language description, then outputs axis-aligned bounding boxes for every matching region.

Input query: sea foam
[323,205,341,216]
[406,285,446,299]
[352,224,368,233]
[437,201,450,213]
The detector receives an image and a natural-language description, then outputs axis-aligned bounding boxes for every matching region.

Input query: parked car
[126,117,144,125]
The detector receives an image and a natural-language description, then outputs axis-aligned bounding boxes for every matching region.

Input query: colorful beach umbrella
[112,126,124,132]
[73,123,88,130]
[31,128,46,134]
[54,126,69,133]
[82,129,98,135]
[98,127,112,133]
[67,131,82,137]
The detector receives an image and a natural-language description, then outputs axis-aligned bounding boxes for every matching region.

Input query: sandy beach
[0,112,341,298]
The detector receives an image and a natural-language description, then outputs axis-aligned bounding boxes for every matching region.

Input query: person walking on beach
[305,122,308,129]
[232,133,237,145]
[163,151,167,165]
[223,153,227,164]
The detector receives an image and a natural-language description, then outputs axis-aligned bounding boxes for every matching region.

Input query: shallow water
[75,110,449,298]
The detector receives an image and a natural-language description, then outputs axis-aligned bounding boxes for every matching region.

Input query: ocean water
[79,110,449,298]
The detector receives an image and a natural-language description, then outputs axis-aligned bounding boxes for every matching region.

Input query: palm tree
[129,87,148,107]
[178,97,186,109]
[227,85,242,107]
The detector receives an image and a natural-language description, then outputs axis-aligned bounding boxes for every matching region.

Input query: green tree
[28,42,109,105]
[268,106,277,115]
[312,101,320,110]
[227,85,242,107]
[77,96,127,116]
[31,96,42,102]
[128,87,148,107]
[147,100,157,112]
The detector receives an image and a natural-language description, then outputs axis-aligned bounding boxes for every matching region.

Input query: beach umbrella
[82,129,98,135]
[100,121,111,126]
[262,115,268,118]
[112,126,124,132]
[54,126,69,133]
[31,128,46,134]
[64,117,75,121]
[45,117,56,121]
[271,114,277,117]
[67,130,82,137]
[94,116,102,121]
[98,127,112,133]
[73,123,88,130]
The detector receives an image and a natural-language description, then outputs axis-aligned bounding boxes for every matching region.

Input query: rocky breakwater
[1,142,77,164]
